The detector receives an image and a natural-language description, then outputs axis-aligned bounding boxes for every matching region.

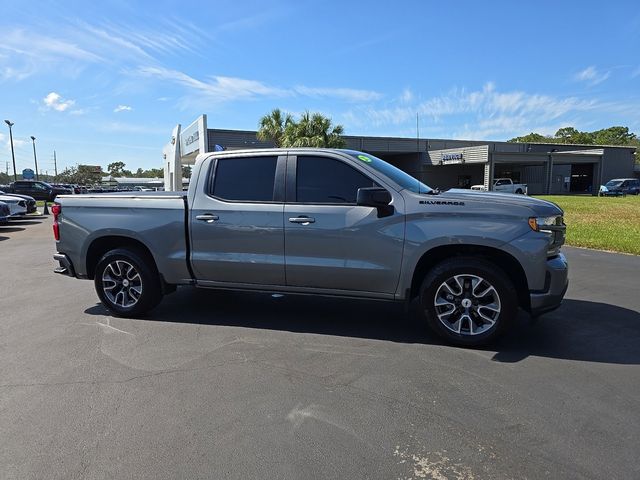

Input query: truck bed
[55,192,192,284]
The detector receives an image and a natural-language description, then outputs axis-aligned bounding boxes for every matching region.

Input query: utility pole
[30,136,39,180]
[53,150,58,177]
[4,120,17,181]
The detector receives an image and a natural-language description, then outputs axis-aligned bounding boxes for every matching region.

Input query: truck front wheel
[419,257,517,346]
[94,248,163,317]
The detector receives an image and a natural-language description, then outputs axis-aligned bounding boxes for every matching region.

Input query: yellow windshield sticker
[357,155,372,163]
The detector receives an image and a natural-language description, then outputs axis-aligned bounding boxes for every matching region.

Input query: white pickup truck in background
[471,178,528,195]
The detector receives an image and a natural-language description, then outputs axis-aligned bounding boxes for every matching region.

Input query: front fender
[396,212,533,298]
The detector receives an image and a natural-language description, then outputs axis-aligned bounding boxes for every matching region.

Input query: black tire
[419,257,518,347]
[515,189,524,194]
[94,248,163,317]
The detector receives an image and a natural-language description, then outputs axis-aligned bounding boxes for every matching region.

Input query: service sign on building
[440,152,464,165]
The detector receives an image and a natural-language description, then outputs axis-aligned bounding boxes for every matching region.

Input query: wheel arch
[409,244,530,311]
[86,235,157,281]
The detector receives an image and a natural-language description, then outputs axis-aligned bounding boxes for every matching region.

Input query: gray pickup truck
[52,148,568,346]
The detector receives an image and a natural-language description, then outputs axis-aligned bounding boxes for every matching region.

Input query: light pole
[4,120,17,181]
[30,136,39,180]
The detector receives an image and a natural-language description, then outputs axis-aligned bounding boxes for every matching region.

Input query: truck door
[283,154,405,296]
[190,153,286,286]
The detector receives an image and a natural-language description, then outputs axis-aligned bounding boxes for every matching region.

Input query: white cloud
[4,136,27,155]
[400,88,414,104]
[1,65,37,82]
[137,66,288,104]
[293,86,382,102]
[114,105,132,113]
[136,66,382,106]
[342,82,607,140]
[0,28,101,81]
[43,92,75,111]
[359,82,596,126]
[574,66,611,86]
[1,29,102,63]
[0,19,212,82]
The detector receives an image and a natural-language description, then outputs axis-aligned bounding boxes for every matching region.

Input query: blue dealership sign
[22,168,35,180]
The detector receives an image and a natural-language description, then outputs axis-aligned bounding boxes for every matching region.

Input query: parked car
[471,178,528,194]
[599,178,640,196]
[0,190,37,214]
[53,183,85,194]
[0,201,10,224]
[6,181,72,201]
[52,148,567,347]
[0,194,28,217]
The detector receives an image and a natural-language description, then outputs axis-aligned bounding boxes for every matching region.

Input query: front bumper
[529,253,568,316]
[600,190,625,197]
[53,253,76,277]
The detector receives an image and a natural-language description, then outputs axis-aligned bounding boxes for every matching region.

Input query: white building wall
[163,124,181,191]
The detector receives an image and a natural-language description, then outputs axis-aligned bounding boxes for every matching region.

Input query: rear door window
[211,156,278,202]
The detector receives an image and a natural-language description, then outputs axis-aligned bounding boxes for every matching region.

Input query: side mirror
[357,187,392,207]
[357,187,394,217]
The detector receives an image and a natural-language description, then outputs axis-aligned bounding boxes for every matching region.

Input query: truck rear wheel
[94,248,163,317]
[419,257,517,346]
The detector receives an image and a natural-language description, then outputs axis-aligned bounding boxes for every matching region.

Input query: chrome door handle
[288,216,315,224]
[196,214,219,223]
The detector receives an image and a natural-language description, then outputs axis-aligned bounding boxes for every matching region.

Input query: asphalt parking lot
[1,217,639,480]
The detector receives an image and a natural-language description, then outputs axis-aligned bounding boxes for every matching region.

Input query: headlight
[528,215,563,232]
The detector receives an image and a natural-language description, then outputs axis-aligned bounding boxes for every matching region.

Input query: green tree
[145,168,164,178]
[592,126,636,146]
[281,111,346,148]
[509,125,640,164]
[107,161,130,177]
[57,166,103,185]
[181,166,192,179]
[130,167,164,178]
[0,172,10,185]
[508,132,554,143]
[554,127,593,144]
[257,108,293,147]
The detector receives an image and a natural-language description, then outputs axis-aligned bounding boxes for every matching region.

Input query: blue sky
[1,0,639,173]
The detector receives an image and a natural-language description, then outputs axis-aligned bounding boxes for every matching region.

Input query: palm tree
[281,111,346,148]
[257,108,292,147]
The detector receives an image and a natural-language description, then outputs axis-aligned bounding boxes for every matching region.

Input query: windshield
[605,180,623,187]
[345,150,433,194]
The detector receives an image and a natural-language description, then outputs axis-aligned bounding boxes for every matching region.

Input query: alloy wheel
[102,260,143,308]
[433,274,501,336]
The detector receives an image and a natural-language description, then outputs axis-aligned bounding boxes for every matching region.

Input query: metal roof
[550,149,605,155]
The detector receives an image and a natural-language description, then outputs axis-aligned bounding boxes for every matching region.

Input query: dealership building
[163,115,637,194]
